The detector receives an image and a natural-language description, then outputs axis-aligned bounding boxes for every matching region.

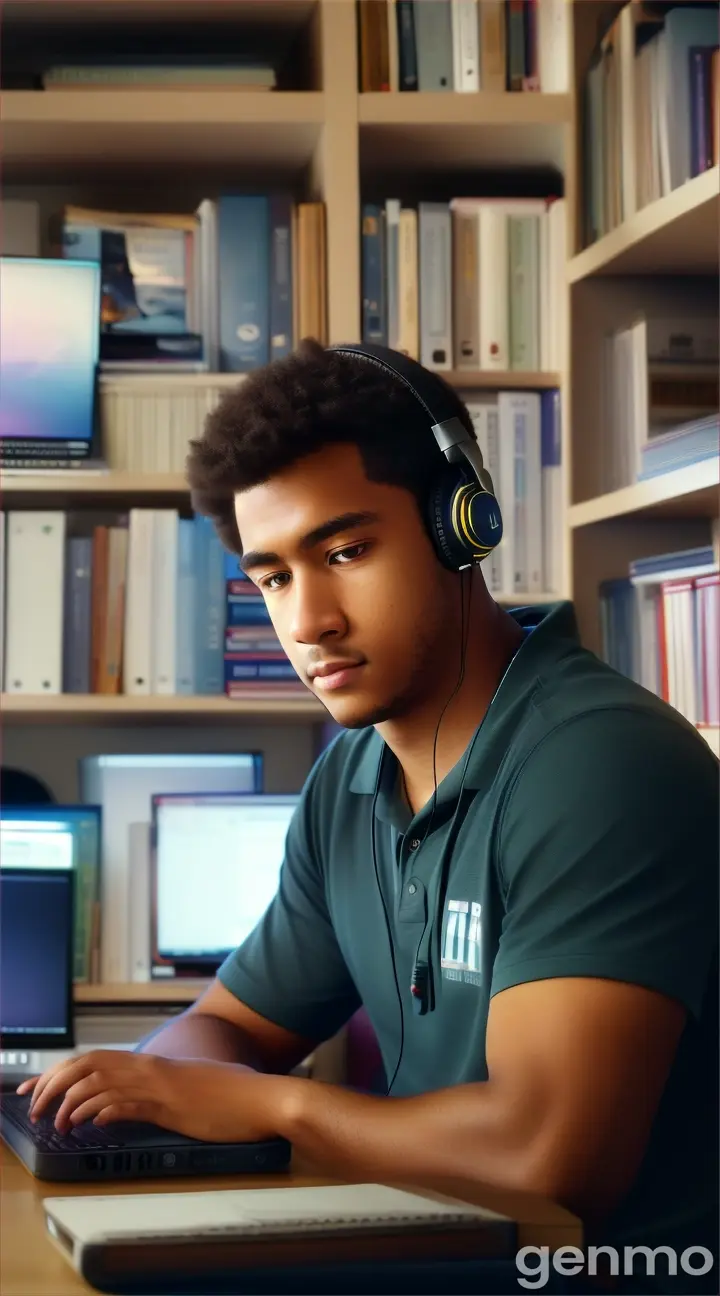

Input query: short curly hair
[186,338,473,554]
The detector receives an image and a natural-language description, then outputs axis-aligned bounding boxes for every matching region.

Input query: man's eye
[330,543,367,564]
[261,573,288,591]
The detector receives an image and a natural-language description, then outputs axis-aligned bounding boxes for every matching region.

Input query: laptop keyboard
[1,1093,126,1151]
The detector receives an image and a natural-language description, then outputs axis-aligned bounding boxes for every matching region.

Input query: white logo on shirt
[442,899,482,985]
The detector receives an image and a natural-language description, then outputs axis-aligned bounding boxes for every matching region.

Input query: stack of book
[361,196,566,372]
[55,197,327,374]
[601,309,719,494]
[599,544,719,740]
[224,553,303,696]
[358,0,569,93]
[0,510,302,699]
[583,2,719,244]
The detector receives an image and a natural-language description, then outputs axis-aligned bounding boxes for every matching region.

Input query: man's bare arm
[264,976,686,1219]
[136,978,318,1075]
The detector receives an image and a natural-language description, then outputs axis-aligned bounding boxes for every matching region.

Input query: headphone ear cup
[428,470,503,569]
[466,487,503,553]
[427,469,467,571]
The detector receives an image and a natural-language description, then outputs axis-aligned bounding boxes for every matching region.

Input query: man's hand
[16,1050,285,1144]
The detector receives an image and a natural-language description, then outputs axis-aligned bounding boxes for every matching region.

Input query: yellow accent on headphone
[452,483,494,560]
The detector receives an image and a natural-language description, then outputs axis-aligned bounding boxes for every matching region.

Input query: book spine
[193,516,225,695]
[414,0,453,90]
[385,199,401,351]
[397,0,418,89]
[361,204,387,345]
[63,535,93,693]
[269,193,294,361]
[451,0,480,92]
[419,202,452,370]
[451,205,480,368]
[217,195,270,372]
[175,518,195,695]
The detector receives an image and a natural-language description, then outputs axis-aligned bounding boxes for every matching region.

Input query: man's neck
[377,596,525,817]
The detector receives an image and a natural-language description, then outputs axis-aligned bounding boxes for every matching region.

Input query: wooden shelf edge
[359,91,572,127]
[1,693,325,720]
[1,471,190,495]
[75,981,210,1004]
[448,370,560,390]
[0,89,326,126]
[568,167,720,282]
[569,459,720,528]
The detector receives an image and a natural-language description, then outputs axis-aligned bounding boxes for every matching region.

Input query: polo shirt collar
[348,601,580,797]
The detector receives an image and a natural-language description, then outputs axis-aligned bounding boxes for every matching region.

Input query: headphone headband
[326,342,465,430]
[325,342,503,570]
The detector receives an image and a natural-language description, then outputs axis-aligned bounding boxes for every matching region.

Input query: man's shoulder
[500,644,719,836]
[519,639,714,769]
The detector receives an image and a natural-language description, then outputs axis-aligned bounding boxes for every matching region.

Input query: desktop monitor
[79,753,262,984]
[0,257,101,467]
[150,792,300,976]
[0,806,101,984]
[0,821,75,1050]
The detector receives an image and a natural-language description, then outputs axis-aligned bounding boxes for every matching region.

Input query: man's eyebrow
[239,511,381,574]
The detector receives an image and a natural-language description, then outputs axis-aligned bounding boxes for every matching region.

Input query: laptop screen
[0,256,100,467]
[0,817,75,1047]
[151,793,300,970]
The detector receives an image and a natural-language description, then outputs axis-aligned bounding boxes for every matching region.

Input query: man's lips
[308,660,366,691]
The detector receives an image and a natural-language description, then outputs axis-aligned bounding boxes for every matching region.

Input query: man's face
[233,442,458,728]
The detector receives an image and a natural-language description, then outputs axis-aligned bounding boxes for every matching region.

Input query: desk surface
[0,1143,582,1296]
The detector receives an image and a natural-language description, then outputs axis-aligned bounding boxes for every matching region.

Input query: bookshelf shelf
[75,981,211,1005]
[358,92,572,127]
[568,167,720,282]
[569,459,720,528]
[1,693,325,723]
[0,472,190,497]
[447,370,560,391]
[1,90,325,174]
[359,94,569,172]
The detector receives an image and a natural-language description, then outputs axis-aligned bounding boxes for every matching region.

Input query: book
[44,1183,516,1288]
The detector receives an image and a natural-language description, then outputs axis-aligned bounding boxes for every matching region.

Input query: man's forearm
[136,1010,266,1070]
[269,1076,542,1199]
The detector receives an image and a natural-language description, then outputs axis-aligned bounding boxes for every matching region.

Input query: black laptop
[0,841,291,1183]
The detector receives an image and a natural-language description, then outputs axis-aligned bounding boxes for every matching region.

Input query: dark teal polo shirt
[219,601,718,1282]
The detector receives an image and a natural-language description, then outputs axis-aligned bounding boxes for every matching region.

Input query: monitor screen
[151,793,300,969]
[0,256,100,464]
[0,821,75,1047]
[0,806,101,984]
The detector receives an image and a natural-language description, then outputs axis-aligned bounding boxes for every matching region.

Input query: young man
[22,342,718,1292]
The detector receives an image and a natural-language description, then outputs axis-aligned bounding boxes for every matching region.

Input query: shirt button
[408,883,417,895]
[409,838,421,851]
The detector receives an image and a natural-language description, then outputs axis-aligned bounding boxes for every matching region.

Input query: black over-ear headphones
[326,343,503,570]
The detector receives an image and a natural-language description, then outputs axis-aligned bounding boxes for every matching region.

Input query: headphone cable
[381,570,473,1095]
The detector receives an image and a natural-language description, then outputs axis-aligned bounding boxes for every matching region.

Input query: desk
[0,1143,582,1296]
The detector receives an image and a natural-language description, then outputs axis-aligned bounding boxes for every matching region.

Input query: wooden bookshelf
[0,693,326,723]
[75,981,211,1005]
[568,165,720,282]
[570,459,720,528]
